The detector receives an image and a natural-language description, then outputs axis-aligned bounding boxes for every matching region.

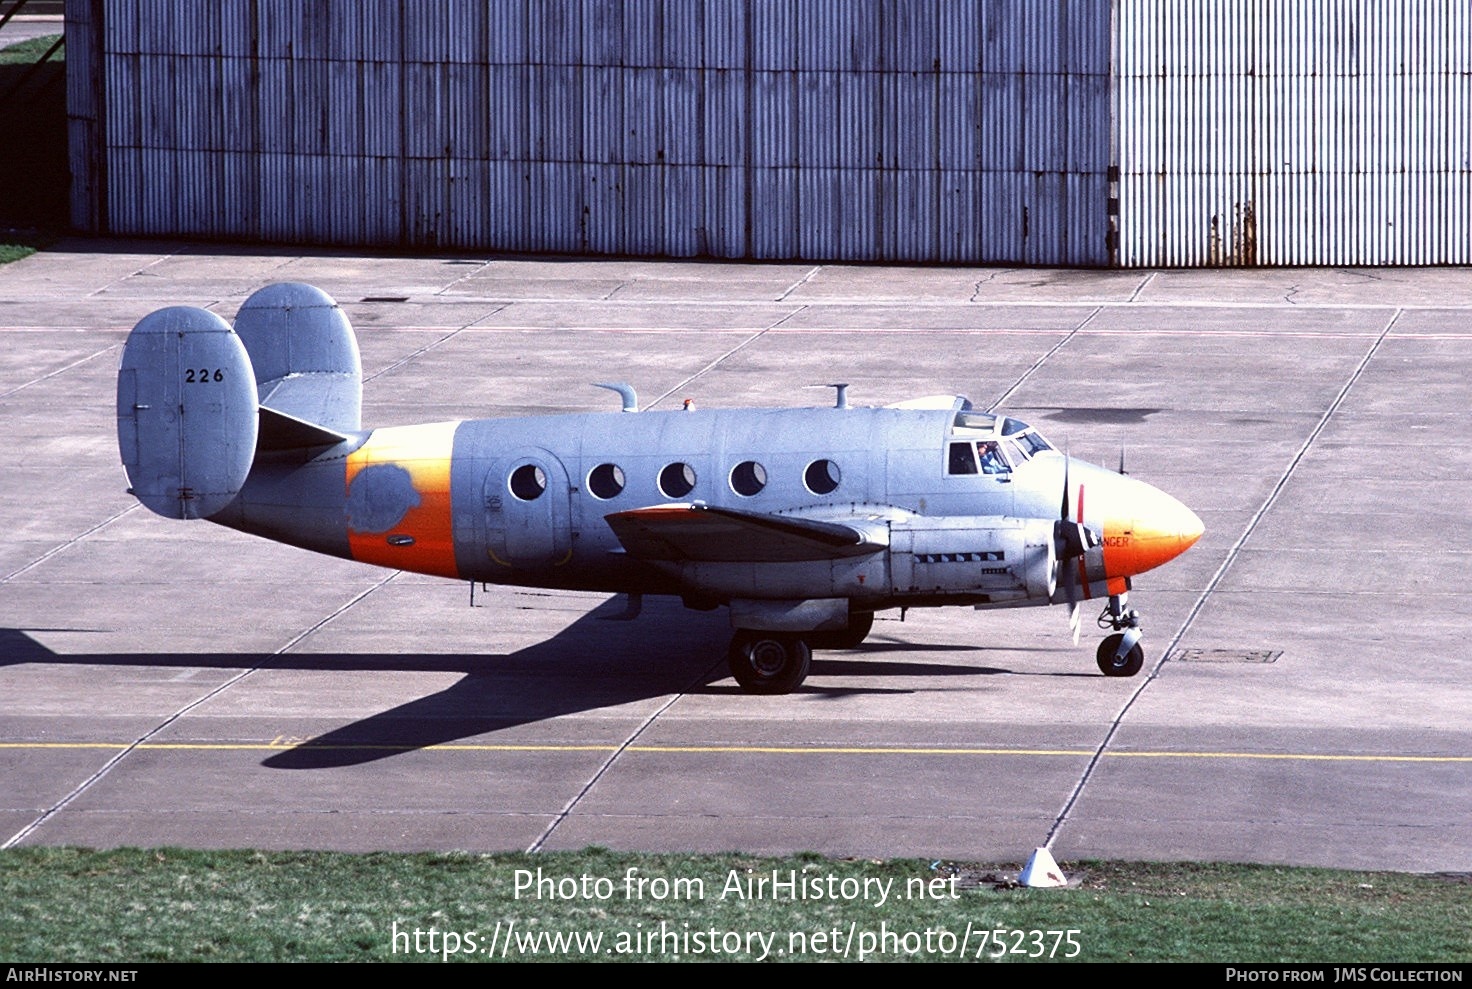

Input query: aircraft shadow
[2,603,1050,769]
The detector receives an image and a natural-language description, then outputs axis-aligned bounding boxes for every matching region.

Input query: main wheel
[728,631,812,694]
[1096,633,1144,677]
[805,611,875,650]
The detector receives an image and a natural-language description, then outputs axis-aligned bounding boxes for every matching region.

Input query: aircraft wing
[604,504,887,563]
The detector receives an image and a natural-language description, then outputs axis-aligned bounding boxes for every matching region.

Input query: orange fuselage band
[345,421,461,579]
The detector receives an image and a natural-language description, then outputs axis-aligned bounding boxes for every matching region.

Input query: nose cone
[1100,479,1204,579]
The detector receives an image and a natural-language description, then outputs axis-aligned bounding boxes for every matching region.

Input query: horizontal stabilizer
[117,307,258,519]
[258,405,352,451]
[234,283,362,433]
[604,504,884,563]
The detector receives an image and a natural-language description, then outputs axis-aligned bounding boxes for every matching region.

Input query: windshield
[947,412,1055,475]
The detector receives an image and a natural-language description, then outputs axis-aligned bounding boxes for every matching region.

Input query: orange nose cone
[1101,484,1204,579]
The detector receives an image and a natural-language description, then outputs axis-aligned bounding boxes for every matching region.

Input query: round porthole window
[509,463,548,501]
[729,460,767,497]
[587,463,626,500]
[804,458,840,495]
[658,462,696,499]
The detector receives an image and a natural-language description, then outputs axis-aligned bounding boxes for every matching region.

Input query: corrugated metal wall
[1118,0,1472,266]
[66,0,1115,264]
[67,0,1470,266]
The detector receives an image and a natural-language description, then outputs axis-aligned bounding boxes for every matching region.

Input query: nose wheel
[1096,594,1145,677]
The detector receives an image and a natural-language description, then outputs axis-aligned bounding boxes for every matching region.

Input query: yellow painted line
[1,741,1469,763]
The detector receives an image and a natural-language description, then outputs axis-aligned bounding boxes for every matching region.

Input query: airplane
[115,282,1204,694]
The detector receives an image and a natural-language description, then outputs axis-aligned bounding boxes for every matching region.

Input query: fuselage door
[483,448,572,568]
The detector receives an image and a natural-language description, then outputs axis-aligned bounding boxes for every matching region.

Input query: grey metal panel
[107,147,140,231]
[750,167,797,258]
[487,64,529,160]
[662,163,701,255]
[583,162,622,253]
[402,62,444,160]
[361,156,403,246]
[838,168,879,260]
[702,0,745,69]
[486,160,532,247]
[750,70,795,168]
[702,68,745,167]
[751,0,797,71]
[1118,0,1472,266]
[447,158,491,244]
[623,162,665,256]
[79,0,1118,263]
[660,67,702,165]
[582,64,621,163]
[624,66,664,164]
[702,164,746,257]
[528,161,585,252]
[531,64,582,162]
[529,0,583,65]
[221,148,256,237]
[361,61,402,158]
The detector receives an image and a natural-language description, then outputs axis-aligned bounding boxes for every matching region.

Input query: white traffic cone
[1018,846,1068,888]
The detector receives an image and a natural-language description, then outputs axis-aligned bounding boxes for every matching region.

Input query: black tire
[728,631,812,694]
[805,611,875,650]
[1096,633,1144,677]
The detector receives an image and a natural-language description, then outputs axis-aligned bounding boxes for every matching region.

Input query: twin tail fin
[116,283,361,519]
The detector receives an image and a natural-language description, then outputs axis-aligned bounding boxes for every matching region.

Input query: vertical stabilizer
[117,307,259,519]
[234,283,362,433]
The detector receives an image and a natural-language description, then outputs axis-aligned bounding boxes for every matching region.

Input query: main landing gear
[727,612,875,694]
[1095,593,1145,677]
[728,631,812,694]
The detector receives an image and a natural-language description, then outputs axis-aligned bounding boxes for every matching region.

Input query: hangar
[65,0,1472,266]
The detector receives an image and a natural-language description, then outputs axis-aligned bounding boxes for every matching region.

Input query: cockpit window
[1014,431,1053,456]
[977,441,1009,474]
[948,440,1010,475]
[948,442,978,475]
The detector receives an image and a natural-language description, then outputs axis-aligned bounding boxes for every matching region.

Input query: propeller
[1053,453,1101,645]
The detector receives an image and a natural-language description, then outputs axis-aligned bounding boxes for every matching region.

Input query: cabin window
[659,462,696,498]
[509,463,547,500]
[587,463,625,499]
[729,460,767,496]
[804,458,841,494]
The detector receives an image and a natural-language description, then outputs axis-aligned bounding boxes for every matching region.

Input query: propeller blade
[1068,601,1081,646]
[1059,452,1070,520]
[1118,446,1127,476]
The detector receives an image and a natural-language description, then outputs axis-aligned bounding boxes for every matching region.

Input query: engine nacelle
[888,516,1056,604]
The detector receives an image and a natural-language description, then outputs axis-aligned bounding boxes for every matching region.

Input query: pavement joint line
[0,344,121,399]
[646,306,808,410]
[524,657,726,853]
[0,571,402,849]
[1037,307,1404,855]
[0,503,139,585]
[85,247,188,298]
[775,264,824,301]
[434,258,499,296]
[360,312,503,384]
[1126,271,1158,303]
[985,306,1099,412]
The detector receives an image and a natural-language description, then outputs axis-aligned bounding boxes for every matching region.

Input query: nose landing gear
[1096,594,1145,677]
